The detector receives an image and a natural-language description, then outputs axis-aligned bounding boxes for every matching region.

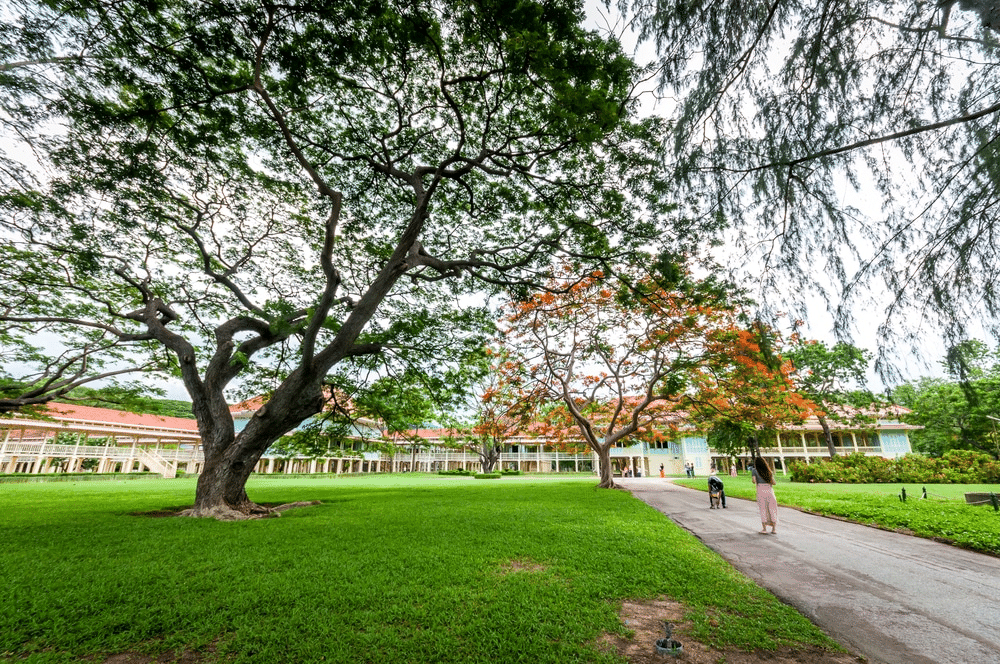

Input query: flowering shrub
[789,451,1000,483]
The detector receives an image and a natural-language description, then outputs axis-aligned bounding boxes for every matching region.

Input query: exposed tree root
[176,500,321,521]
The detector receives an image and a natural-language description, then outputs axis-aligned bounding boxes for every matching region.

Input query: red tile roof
[229,395,266,415]
[46,403,199,432]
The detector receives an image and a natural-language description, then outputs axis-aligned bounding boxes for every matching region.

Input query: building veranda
[1,401,917,479]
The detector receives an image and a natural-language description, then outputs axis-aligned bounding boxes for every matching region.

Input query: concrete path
[618,477,1000,664]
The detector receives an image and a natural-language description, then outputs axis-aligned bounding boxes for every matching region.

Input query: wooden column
[0,428,11,472]
[33,433,50,474]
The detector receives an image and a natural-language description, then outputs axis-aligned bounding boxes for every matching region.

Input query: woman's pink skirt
[755,482,778,526]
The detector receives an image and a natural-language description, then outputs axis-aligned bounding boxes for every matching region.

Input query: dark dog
[708,475,726,508]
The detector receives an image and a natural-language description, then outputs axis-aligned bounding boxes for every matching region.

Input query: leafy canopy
[695,321,818,458]
[0,0,676,419]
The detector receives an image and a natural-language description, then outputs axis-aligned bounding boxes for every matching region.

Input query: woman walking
[752,457,778,534]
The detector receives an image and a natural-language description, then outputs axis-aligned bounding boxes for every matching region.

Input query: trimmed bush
[437,469,475,476]
[474,473,502,479]
[789,451,1000,484]
[0,472,159,484]
[500,469,523,476]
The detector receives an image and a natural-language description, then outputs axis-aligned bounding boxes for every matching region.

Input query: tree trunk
[480,441,500,473]
[183,378,325,519]
[595,445,616,489]
[180,439,270,520]
[819,415,838,459]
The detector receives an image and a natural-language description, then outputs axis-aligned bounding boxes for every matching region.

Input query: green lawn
[0,474,842,663]
[676,475,1000,555]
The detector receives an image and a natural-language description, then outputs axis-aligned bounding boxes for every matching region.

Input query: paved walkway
[618,477,1000,664]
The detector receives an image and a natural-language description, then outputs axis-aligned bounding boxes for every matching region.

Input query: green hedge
[790,450,1000,484]
[437,469,475,476]
[474,473,502,479]
[0,472,160,484]
[500,469,523,475]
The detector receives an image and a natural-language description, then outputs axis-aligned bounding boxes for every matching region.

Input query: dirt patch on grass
[497,557,549,574]
[97,642,218,664]
[597,598,867,664]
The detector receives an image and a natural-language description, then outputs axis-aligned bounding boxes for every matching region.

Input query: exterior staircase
[137,449,177,478]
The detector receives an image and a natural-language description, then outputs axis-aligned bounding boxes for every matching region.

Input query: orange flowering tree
[501,263,762,488]
[447,348,538,473]
[692,321,819,459]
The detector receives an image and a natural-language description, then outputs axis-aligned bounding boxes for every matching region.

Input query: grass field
[675,475,1000,555]
[0,474,843,664]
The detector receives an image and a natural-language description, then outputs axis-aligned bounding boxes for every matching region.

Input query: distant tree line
[55,387,195,420]
[893,340,1000,459]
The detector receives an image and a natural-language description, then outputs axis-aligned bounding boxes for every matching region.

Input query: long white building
[403,408,918,477]
[0,402,917,478]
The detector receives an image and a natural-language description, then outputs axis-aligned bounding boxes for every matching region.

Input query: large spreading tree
[623,0,1000,363]
[0,0,679,518]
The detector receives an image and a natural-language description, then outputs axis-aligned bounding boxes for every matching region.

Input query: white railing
[759,445,884,456]
[1,416,200,440]
[0,442,200,461]
[398,450,593,468]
